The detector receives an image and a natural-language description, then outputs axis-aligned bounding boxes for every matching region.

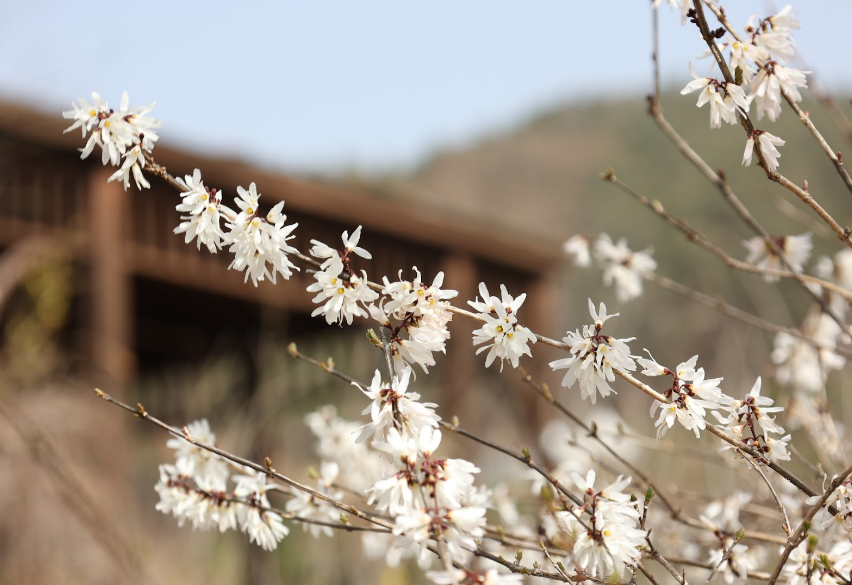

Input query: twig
[93,389,395,531]
[643,271,852,357]
[704,531,743,585]
[751,464,792,535]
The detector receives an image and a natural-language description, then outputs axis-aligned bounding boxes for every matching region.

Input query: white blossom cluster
[307,226,379,325]
[153,419,290,551]
[773,310,847,394]
[715,377,791,461]
[742,232,812,281]
[638,353,727,439]
[781,539,852,585]
[469,283,537,371]
[63,91,161,190]
[545,471,646,578]
[64,94,302,288]
[810,477,852,538]
[354,368,489,567]
[368,268,458,373]
[550,300,637,404]
[562,234,657,303]
[675,5,808,173]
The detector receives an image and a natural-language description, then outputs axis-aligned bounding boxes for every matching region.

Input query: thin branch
[602,170,852,307]
[704,531,744,585]
[439,420,584,510]
[93,389,395,531]
[704,1,852,193]
[751,464,792,534]
[691,0,852,246]
[667,557,770,580]
[643,271,852,357]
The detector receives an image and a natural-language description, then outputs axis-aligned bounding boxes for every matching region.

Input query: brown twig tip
[286,342,298,357]
[93,388,106,398]
[600,168,617,181]
[265,457,275,472]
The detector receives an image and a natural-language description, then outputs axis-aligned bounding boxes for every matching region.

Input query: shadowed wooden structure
[0,99,562,397]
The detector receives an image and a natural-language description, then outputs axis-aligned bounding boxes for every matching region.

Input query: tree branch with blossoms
[59,5,852,580]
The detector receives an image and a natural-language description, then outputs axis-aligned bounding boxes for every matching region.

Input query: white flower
[772,310,846,392]
[225,183,299,286]
[371,268,457,373]
[165,419,230,485]
[593,234,656,302]
[558,471,645,578]
[782,539,852,585]
[681,64,750,129]
[63,92,108,137]
[728,40,769,84]
[701,491,751,532]
[307,269,377,325]
[750,62,808,121]
[284,462,342,538]
[309,225,372,275]
[742,232,811,281]
[470,283,536,371]
[563,234,592,267]
[107,145,150,190]
[356,368,440,444]
[173,169,225,252]
[550,299,636,404]
[234,470,290,551]
[707,538,754,584]
[645,355,727,439]
[742,130,785,173]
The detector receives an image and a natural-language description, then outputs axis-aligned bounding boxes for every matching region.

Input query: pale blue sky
[2,1,848,172]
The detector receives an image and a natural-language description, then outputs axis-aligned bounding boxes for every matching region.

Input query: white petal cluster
[356,368,440,445]
[553,471,646,578]
[742,232,811,280]
[715,377,790,461]
[782,539,852,585]
[284,461,344,538]
[351,370,488,567]
[369,268,458,373]
[469,283,537,371]
[639,354,728,439]
[772,310,847,393]
[809,477,852,538]
[813,249,852,316]
[701,491,752,532]
[564,234,656,302]
[550,300,636,404]
[307,226,378,325]
[154,419,290,550]
[233,471,290,551]
[562,234,592,267]
[63,91,161,190]
[681,64,751,129]
[305,405,393,492]
[707,537,755,584]
[224,183,300,286]
[742,130,786,173]
[173,169,226,253]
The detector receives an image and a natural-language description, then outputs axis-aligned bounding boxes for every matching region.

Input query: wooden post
[87,166,135,390]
